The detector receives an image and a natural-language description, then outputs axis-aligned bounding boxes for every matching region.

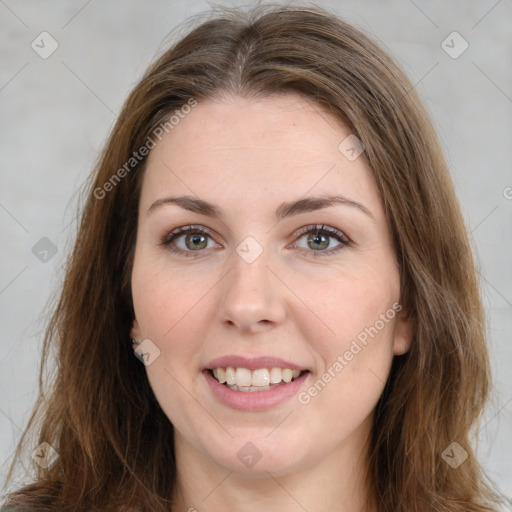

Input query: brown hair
[1,4,507,511]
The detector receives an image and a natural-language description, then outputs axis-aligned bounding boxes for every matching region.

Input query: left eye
[161,224,349,257]
[291,224,350,256]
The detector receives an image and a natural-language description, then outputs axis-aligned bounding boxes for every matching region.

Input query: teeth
[211,367,304,387]
[235,367,252,387]
[252,368,270,386]
[212,368,226,384]
[269,367,282,384]
[225,367,236,385]
[282,369,293,383]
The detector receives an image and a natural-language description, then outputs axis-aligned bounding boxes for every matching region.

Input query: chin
[204,435,309,478]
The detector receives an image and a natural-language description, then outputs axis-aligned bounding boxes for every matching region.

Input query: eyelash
[160,224,350,258]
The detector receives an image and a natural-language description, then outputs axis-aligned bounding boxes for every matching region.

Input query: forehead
[140,94,384,218]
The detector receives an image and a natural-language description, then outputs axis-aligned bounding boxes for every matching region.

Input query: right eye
[161,225,221,257]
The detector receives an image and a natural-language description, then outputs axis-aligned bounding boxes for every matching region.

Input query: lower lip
[202,370,310,411]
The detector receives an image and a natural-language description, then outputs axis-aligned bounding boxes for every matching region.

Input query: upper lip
[204,355,309,371]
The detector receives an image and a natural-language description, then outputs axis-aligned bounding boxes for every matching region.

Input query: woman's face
[130,94,412,477]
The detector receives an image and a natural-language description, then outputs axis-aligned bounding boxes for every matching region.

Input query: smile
[210,367,307,391]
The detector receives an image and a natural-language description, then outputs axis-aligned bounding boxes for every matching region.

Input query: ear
[130,318,141,341]
[393,307,415,356]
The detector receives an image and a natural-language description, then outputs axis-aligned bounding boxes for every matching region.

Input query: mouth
[206,367,310,392]
[202,355,312,410]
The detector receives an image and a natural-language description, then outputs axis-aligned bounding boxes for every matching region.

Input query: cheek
[293,262,399,345]
[131,264,216,431]
[131,259,218,371]
[293,263,399,402]
[132,254,204,334]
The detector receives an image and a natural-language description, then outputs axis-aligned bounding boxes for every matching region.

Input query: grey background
[1,0,511,499]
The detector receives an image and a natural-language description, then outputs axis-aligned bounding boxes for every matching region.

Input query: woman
[1,4,508,512]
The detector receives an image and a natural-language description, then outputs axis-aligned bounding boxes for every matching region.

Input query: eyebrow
[147,194,375,222]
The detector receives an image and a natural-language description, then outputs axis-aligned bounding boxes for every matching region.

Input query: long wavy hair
[1,4,506,511]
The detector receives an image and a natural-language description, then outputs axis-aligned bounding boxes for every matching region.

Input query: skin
[130,93,413,512]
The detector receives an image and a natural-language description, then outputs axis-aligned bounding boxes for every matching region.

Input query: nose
[216,248,286,333]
